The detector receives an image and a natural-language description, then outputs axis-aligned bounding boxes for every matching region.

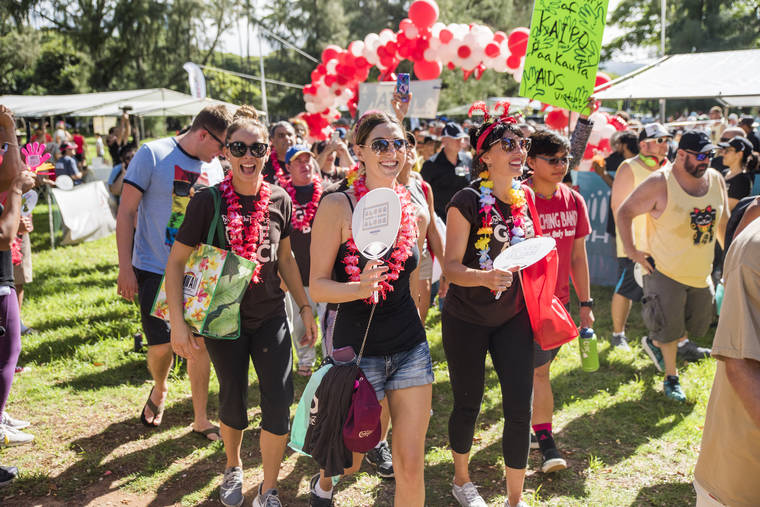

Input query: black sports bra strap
[340,191,355,212]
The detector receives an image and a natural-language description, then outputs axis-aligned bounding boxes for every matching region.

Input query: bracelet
[299,304,312,314]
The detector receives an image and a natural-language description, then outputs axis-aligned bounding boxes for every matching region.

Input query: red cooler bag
[521,190,578,351]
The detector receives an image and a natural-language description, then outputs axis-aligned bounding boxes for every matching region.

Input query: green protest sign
[519,0,609,114]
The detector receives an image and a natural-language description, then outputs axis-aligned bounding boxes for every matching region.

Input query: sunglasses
[362,138,408,155]
[493,137,531,153]
[204,126,226,150]
[685,149,716,161]
[0,143,8,154]
[227,141,268,158]
[535,154,573,166]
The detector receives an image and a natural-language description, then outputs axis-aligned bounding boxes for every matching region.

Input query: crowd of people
[0,94,759,506]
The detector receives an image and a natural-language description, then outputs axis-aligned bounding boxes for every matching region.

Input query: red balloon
[409,0,439,30]
[507,27,530,58]
[598,138,612,152]
[457,45,471,59]
[310,70,321,82]
[439,28,453,44]
[506,55,521,70]
[595,71,612,89]
[493,31,507,43]
[414,59,442,80]
[324,75,336,87]
[583,144,595,159]
[447,62,456,70]
[545,109,569,130]
[399,18,414,33]
[321,45,340,63]
[485,43,501,58]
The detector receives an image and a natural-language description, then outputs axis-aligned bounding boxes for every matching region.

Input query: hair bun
[233,105,259,121]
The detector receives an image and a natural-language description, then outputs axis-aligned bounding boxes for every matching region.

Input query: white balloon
[600,124,617,139]
[364,33,380,51]
[512,61,524,82]
[305,102,319,113]
[588,130,603,146]
[379,29,395,45]
[432,22,445,37]
[404,24,419,39]
[348,40,365,57]
[424,47,438,61]
[326,60,338,74]
[589,111,608,126]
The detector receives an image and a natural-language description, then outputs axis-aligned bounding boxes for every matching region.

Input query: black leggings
[442,308,534,469]
[204,315,293,434]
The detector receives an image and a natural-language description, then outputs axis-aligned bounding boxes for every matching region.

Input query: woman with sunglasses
[308,111,432,507]
[524,128,593,474]
[720,136,757,211]
[166,105,317,507]
[441,103,535,507]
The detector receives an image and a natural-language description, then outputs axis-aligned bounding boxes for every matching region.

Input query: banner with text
[575,171,617,286]
[520,0,609,114]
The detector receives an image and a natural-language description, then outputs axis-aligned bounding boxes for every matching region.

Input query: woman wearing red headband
[442,103,535,507]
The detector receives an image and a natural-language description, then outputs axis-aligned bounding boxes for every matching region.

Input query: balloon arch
[299,0,621,166]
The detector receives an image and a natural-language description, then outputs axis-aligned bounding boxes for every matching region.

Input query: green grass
[1,202,714,505]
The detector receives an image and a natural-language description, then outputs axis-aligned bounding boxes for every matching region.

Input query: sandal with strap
[192,425,221,442]
[140,387,165,428]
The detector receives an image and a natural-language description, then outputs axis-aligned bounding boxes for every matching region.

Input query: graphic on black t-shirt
[166,165,200,246]
[220,214,274,264]
[690,205,716,245]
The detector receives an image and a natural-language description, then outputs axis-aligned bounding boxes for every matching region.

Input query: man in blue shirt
[116,105,231,438]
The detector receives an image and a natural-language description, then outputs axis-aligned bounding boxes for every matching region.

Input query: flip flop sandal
[140,387,165,428]
[192,425,221,442]
[296,364,313,377]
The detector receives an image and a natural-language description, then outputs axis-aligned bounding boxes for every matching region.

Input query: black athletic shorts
[134,267,171,346]
[614,257,643,302]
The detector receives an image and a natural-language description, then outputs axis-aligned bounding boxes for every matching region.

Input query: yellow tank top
[615,156,661,256]
[646,167,724,288]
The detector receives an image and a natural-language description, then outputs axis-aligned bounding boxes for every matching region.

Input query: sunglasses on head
[536,154,573,166]
[685,149,716,161]
[362,138,408,155]
[494,137,531,153]
[227,141,268,158]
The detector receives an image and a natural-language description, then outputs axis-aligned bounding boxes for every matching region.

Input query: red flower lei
[219,173,271,284]
[342,167,418,304]
[271,148,322,232]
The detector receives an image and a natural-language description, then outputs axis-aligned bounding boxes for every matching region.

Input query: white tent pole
[46,189,55,250]
[258,26,269,123]
[659,0,667,122]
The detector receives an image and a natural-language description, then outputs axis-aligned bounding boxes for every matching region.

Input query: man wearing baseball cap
[54,142,82,185]
[617,130,729,401]
[738,116,760,152]
[420,121,471,221]
[608,123,672,351]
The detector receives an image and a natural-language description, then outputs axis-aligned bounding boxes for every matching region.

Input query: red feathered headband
[468,100,518,155]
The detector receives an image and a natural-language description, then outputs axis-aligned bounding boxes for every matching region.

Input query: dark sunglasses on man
[227,141,269,158]
[203,126,226,150]
[685,149,716,161]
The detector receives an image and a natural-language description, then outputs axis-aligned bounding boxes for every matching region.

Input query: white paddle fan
[492,236,557,299]
[351,188,402,303]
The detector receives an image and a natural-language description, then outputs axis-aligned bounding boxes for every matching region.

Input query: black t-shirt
[723,170,753,201]
[747,130,760,152]
[421,151,471,221]
[443,182,536,327]
[326,189,425,357]
[175,184,292,331]
[263,158,287,185]
[0,204,13,287]
[605,151,625,173]
[290,183,317,286]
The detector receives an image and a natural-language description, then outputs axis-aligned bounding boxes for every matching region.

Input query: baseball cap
[285,144,313,165]
[719,136,753,154]
[728,113,739,121]
[60,141,76,152]
[441,122,468,139]
[342,372,381,453]
[638,123,671,141]
[739,116,755,127]
[678,130,716,153]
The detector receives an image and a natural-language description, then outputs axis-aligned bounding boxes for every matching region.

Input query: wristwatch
[580,299,594,308]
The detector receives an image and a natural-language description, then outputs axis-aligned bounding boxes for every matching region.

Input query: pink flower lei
[342,166,418,304]
[271,148,322,232]
[218,173,271,284]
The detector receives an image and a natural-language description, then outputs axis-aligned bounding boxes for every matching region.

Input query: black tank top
[0,205,13,287]
[331,192,425,357]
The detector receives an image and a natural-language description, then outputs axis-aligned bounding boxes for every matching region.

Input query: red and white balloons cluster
[301,0,529,140]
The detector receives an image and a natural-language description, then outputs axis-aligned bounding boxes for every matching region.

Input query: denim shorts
[337,340,434,401]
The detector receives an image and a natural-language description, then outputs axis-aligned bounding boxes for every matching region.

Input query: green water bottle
[579,327,599,372]
[715,282,724,316]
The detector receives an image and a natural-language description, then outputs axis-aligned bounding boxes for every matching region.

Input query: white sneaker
[452,481,488,507]
[1,413,30,430]
[0,424,34,447]
[504,501,529,507]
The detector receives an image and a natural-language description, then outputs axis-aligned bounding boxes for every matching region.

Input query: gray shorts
[642,269,714,343]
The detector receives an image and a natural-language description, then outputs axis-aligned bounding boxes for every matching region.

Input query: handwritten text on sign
[519,0,609,114]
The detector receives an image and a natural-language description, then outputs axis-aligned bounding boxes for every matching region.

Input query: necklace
[219,173,271,284]
[342,165,418,304]
[271,150,322,232]
[475,170,527,274]
[527,178,558,200]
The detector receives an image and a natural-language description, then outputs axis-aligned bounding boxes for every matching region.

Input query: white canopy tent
[0,88,244,117]
[594,49,760,107]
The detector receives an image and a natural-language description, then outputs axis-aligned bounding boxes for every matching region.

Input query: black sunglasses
[203,126,226,149]
[535,154,573,166]
[227,141,268,158]
[362,138,408,155]
[685,149,716,161]
[493,137,531,153]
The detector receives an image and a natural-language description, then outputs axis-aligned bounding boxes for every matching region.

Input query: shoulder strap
[340,191,355,212]
[207,187,228,248]
[524,187,544,237]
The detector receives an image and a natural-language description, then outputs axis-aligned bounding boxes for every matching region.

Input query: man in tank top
[617,130,729,402]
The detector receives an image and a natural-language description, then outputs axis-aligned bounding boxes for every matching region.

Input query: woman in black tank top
[309,112,432,506]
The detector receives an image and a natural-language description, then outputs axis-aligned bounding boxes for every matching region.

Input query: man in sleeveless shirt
[617,130,729,401]
[609,123,670,351]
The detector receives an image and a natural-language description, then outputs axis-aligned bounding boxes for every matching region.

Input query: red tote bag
[520,189,579,351]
